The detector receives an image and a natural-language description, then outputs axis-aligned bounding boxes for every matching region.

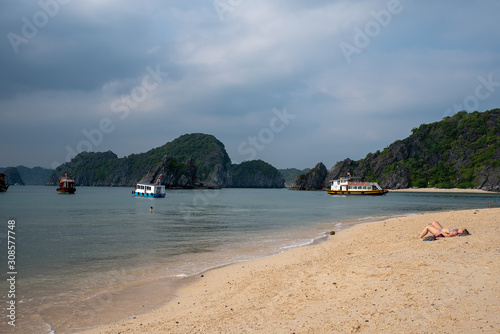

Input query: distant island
[290,109,500,192]
[3,109,499,191]
[279,168,311,187]
[0,166,53,186]
[47,133,286,188]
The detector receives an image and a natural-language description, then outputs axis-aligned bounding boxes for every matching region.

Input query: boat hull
[327,189,388,196]
[132,191,165,198]
[57,188,76,194]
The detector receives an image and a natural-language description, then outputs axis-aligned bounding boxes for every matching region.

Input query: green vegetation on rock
[382,110,500,188]
[296,109,500,191]
[47,133,283,188]
[231,160,285,188]
[279,168,311,187]
[157,133,231,182]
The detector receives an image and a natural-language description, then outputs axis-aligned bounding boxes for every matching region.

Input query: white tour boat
[132,183,166,198]
[327,174,388,196]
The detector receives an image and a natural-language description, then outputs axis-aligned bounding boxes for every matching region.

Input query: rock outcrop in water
[0,166,53,185]
[46,134,231,187]
[292,109,500,191]
[289,162,327,190]
[139,156,199,188]
[231,160,285,188]
[47,133,284,188]
[279,168,311,187]
[3,167,25,186]
[47,151,132,186]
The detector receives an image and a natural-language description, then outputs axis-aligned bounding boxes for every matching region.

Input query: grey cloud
[1,0,499,169]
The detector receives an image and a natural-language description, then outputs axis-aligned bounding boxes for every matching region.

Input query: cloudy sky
[1,0,499,170]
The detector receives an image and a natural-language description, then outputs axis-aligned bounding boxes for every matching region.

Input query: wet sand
[82,208,500,333]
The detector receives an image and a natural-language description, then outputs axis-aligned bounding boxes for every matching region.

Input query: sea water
[0,186,497,333]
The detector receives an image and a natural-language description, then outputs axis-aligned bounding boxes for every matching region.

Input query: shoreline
[390,187,496,194]
[82,207,500,333]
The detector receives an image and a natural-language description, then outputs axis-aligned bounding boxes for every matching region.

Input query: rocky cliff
[279,168,311,187]
[293,109,500,191]
[139,156,199,188]
[289,163,327,190]
[17,166,53,185]
[47,151,137,186]
[231,160,285,188]
[47,133,284,188]
[0,166,53,185]
[157,133,232,187]
[47,134,229,187]
[3,167,25,185]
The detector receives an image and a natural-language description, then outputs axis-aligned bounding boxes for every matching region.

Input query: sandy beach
[82,207,500,334]
[390,188,494,194]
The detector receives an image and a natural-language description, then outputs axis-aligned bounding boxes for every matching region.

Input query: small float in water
[57,173,76,194]
[327,173,388,196]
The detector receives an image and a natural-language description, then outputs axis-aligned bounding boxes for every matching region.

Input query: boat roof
[330,177,376,183]
[332,176,363,180]
[136,183,164,186]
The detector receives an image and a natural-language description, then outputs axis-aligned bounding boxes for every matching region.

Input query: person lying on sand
[418,221,469,238]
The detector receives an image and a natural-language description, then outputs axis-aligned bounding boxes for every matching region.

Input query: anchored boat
[0,173,8,192]
[57,173,76,194]
[132,183,165,198]
[327,174,388,196]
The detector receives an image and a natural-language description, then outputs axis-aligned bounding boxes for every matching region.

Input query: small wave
[280,232,328,251]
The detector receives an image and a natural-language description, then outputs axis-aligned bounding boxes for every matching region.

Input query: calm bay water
[0,186,498,333]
